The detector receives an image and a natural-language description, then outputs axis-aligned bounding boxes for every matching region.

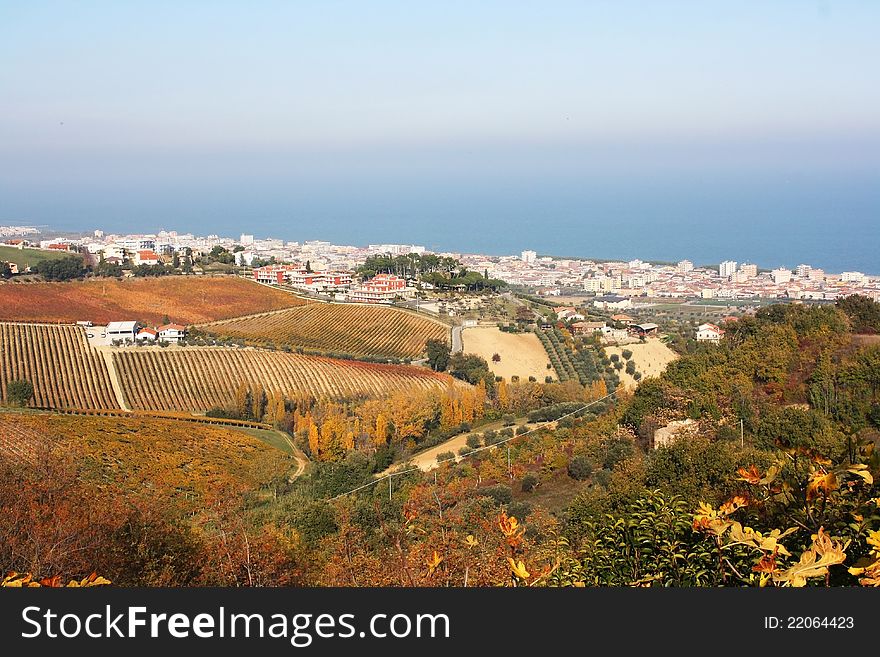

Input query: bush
[502,414,515,426]
[545,375,554,383]
[480,484,512,506]
[610,354,620,362]
[506,500,532,520]
[205,407,240,419]
[291,501,338,545]
[436,451,456,464]
[595,468,613,489]
[458,446,473,457]
[499,427,514,438]
[521,473,538,492]
[622,349,633,360]
[516,425,529,435]
[567,455,594,481]
[6,379,34,407]
[466,434,482,449]
[482,430,498,445]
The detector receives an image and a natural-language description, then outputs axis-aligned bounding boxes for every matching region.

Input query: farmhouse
[158,323,187,343]
[570,321,605,336]
[611,313,636,325]
[696,323,725,343]
[553,306,585,321]
[136,327,158,342]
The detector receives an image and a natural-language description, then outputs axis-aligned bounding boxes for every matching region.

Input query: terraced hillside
[113,347,457,412]
[200,303,449,360]
[0,323,119,409]
[0,276,309,325]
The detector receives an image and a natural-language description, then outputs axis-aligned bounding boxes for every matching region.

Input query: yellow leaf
[508,558,530,580]
[773,527,846,587]
[464,535,479,548]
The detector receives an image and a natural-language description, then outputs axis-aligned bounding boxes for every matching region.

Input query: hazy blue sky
[1,1,878,269]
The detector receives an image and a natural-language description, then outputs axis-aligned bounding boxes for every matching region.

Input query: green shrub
[466,434,482,449]
[567,455,594,481]
[480,484,512,506]
[521,473,538,492]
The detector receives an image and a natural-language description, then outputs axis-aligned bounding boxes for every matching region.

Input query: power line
[328,389,618,501]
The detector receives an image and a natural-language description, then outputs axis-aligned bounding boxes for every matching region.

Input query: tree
[305,260,312,273]
[6,379,34,407]
[34,256,88,281]
[492,353,501,362]
[0,262,12,279]
[425,339,451,372]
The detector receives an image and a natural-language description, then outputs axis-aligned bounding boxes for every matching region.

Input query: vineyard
[0,323,119,409]
[113,347,457,412]
[0,276,309,325]
[200,303,449,360]
[0,412,293,507]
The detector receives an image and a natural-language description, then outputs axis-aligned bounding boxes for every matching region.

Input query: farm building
[632,323,659,337]
[593,295,632,310]
[106,321,138,343]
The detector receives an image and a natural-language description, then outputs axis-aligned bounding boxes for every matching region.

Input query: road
[451,325,463,354]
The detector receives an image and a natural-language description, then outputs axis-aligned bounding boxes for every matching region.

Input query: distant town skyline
[2,2,878,273]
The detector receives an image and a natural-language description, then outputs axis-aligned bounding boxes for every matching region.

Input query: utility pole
[507,446,512,479]
[740,419,744,449]
[388,476,392,502]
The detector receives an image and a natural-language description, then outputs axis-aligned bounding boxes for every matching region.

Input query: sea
[4,173,879,274]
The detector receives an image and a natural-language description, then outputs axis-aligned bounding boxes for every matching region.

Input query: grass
[0,245,75,269]
[237,427,294,454]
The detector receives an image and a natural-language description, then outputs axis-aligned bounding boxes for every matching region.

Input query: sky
[1,1,878,268]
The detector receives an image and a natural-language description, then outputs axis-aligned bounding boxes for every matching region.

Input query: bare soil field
[605,338,678,390]
[463,326,553,382]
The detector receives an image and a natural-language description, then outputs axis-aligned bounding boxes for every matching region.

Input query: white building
[696,323,725,343]
[240,234,255,246]
[771,268,792,285]
[593,295,632,310]
[106,321,138,343]
[521,250,537,264]
[796,264,812,279]
[157,323,187,343]
[841,271,866,285]
[719,261,737,278]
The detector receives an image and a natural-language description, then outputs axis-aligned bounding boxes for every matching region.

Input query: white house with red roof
[157,323,187,343]
[696,323,725,343]
[136,327,158,342]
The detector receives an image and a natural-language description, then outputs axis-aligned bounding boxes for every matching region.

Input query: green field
[0,245,75,269]
[236,427,295,454]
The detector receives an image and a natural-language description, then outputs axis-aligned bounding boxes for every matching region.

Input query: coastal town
[2,224,878,306]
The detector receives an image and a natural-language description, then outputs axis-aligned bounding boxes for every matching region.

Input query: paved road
[451,325,463,353]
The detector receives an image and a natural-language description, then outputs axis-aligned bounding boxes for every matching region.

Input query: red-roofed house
[157,323,187,343]
[696,323,725,343]
[136,327,158,342]
[135,250,160,266]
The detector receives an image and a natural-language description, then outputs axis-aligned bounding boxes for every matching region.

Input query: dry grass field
[463,326,553,382]
[0,276,308,325]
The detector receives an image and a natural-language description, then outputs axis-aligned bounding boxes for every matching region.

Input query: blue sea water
[3,172,879,274]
